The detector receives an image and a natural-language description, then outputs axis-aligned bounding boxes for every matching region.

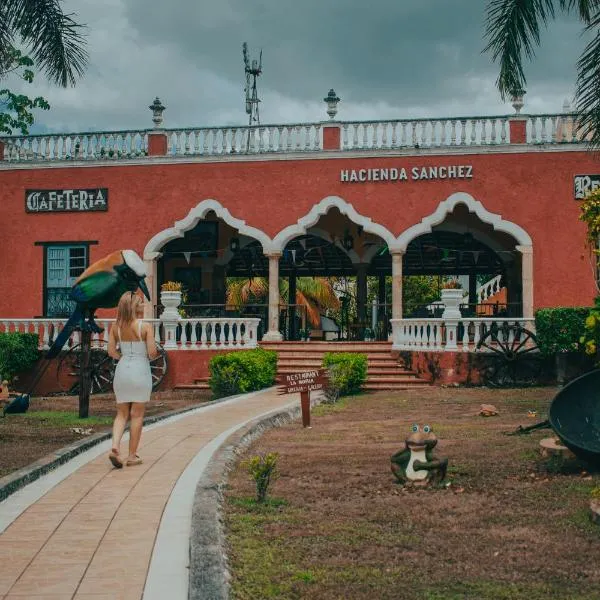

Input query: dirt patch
[0,389,212,478]
[225,387,600,600]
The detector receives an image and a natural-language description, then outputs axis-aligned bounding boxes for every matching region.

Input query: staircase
[261,341,429,391]
[174,341,430,392]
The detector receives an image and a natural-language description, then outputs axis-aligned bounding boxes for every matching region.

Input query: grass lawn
[224,387,600,600]
[0,390,211,478]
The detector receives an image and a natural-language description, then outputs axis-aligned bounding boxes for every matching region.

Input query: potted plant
[440,279,464,320]
[160,281,183,320]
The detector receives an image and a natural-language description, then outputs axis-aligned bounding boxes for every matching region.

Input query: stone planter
[441,288,464,320]
[160,290,182,321]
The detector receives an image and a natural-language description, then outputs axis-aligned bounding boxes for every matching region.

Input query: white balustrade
[341,117,511,149]
[391,318,536,352]
[0,317,259,351]
[1,113,585,162]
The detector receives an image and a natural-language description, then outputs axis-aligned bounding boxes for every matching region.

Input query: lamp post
[323,89,340,120]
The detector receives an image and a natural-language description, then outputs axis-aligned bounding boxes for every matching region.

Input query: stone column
[263,253,283,341]
[288,271,297,340]
[391,251,404,319]
[516,245,534,318]
[143,254,160,319]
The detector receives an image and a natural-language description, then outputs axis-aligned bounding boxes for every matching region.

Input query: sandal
[108,449,123,469]
[126,455,143,466]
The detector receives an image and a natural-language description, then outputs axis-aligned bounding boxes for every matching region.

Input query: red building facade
[0,105,596,352]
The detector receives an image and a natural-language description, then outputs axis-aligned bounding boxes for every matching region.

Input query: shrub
[208,348,277,398]
[535,307,590,355]
[322,352,367,396]
[0,332,40,382]
[243,452,279,503]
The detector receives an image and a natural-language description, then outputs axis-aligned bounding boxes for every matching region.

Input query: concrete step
[365,375,429,384]
[175,383,210,390]
[364,383,429,390]
[261,343,392,353]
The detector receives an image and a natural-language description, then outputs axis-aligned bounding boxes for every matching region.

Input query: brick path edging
[189,394,323,600]
[0,391,254,504]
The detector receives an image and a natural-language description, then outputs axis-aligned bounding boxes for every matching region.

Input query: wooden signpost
[278,368,328,428]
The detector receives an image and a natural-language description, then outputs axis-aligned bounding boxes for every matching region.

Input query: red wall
[0,150,596,317]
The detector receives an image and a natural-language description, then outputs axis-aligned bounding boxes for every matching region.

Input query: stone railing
[0,113,583,163]
[165,123,322,156]
[0,317,260,351]
[391,318,536,352]
[2,130,148,162]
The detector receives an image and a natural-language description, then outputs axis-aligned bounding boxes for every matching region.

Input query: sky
[6,0,589,134]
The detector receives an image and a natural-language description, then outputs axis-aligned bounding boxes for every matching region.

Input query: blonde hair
[116,292,143,334]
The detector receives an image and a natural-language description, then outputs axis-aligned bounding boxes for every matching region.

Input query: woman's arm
[107,325,121,360]
[144,323,159,360]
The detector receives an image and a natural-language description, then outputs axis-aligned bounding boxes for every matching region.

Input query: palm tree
[1,0,87,86]
[226,277,340,327]
[484,0,600,145]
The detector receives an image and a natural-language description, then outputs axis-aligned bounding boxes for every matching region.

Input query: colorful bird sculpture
[46,249,150,360]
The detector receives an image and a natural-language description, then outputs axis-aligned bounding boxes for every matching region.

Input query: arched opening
[274,207,392,340]
[402,204,522,317]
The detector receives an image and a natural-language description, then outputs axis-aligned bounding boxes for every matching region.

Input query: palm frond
[225,277,268,309]
[483,0,556,99]
[575,23,600,148]
[295,290,322,327]
[3,0,87,86]
[559,0,600,23]
[297,277,341,310]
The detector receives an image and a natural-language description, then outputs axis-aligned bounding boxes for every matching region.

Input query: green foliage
[579,296,600,359]
[322,352,367,396]
[208,348,277,398]
[0,47,50,135]
[0,332,40,382]
[19,411,113,427]
[534,307,590,355]
[243,452,280,503]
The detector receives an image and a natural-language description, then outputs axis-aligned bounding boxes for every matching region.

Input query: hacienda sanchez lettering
[340,164,473,183]
[26,188,108,213]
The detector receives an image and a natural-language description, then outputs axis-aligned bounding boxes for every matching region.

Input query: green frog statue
[391,424,448,486]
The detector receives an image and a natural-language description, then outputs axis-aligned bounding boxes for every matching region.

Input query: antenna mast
[243,42,262,150]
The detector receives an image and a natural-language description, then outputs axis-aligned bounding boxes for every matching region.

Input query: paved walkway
[0,388,296,599]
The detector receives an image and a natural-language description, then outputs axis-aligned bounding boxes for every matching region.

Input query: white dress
[113,321,152,403]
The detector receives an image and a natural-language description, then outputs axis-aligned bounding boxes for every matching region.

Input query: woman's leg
[128,402,146,460]
[111,402,131,453]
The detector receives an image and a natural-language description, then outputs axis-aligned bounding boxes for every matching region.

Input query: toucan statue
[2,249,151,416]
[46,249,150,360]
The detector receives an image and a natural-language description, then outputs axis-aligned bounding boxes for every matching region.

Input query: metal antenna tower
[243,42,262,151]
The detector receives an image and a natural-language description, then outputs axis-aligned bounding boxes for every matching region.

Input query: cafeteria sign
[26,188,108,213]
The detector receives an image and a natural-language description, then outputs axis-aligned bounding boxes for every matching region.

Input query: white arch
[271,195,399,253]
[143,198,274,260]
[396,192,533,251]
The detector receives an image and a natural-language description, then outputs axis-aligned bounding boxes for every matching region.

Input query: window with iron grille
[45,245,88,317]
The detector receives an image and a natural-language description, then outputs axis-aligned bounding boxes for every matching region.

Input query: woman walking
[107,291,158,468]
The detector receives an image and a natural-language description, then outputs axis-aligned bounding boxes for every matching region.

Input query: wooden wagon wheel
[57,341,168,395]
[476,322,542,387]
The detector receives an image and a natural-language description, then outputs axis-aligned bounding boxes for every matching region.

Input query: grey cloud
[10,0,590,133]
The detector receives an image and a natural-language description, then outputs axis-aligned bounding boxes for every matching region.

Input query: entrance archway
[396,192,533,318]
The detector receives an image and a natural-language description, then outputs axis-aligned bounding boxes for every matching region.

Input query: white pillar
[516,245,534,319]
[143,253,160,319]
[262,253,283,341]
[391,251,404,319]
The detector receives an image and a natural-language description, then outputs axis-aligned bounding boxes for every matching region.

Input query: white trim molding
[395,191,533,251]
[272,195,399,253]
[143,198,274,259]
